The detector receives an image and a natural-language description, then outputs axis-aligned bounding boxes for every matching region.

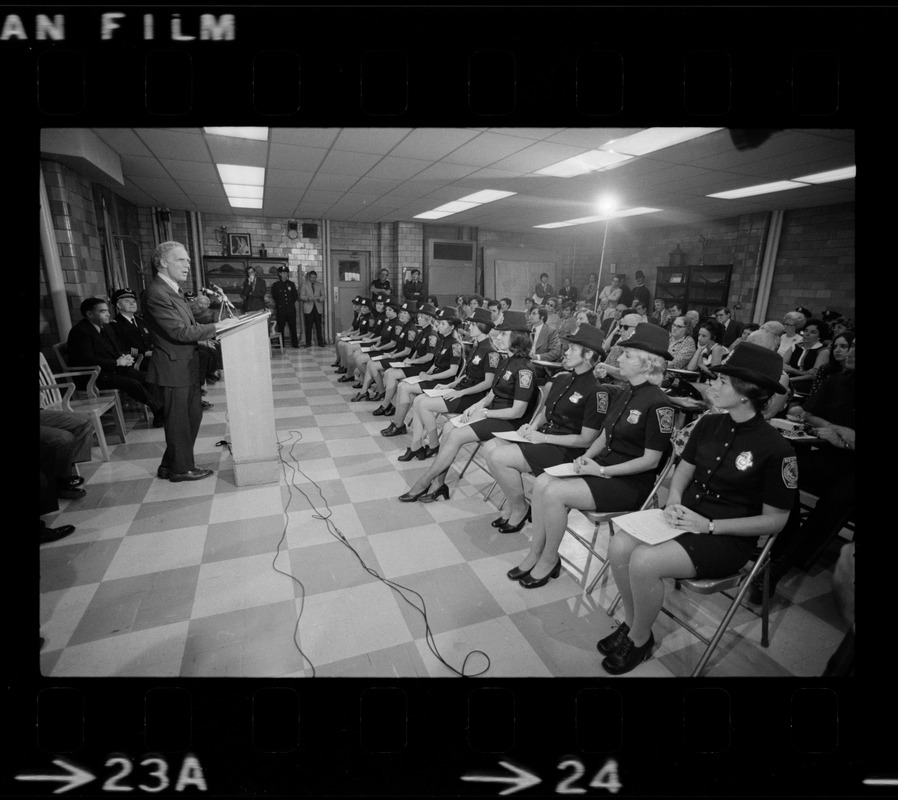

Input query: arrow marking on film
[462,761,542,796]
[15,759,96,794]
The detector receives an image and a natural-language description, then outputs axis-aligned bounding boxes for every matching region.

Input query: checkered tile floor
[40,345,850,678]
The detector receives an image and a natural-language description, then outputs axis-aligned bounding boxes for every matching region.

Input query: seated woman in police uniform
[349,298,404,396]
[331,296,363,367]
[482,324,616,534]
[372,303,438,417]
[351,300,419,403]
[337,294,388,381]
[599,342,795,675]
[398,307,500,461]
[334,297,375,373]
[505,323,676,589]
[397,310,537,503]
[380,307,466,438]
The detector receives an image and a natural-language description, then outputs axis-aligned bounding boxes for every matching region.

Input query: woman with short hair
[686,319,728,382]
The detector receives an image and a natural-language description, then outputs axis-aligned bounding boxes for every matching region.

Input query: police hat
[399,300,418,314]
[419,303,438,317]
[436,307,461,325]
[467,307,495,330]
[352,296,364,305]
[277,265,289,274]
[621,323,674,361]
[372,293,388,305]
[563,323,605,358]
[495,310,531,332]
[386,298,403,311]
[358,297,372,309]
[111,288,137,305]
[712,342,787,394]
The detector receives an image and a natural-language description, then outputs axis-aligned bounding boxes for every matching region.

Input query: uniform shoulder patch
[428,334,438,348]
[452,342,462,357]
[596,392,609,414]
[519,369,534,389]
[407,330,417,341]
[488,351,502,368]
[782,455,798,489]
[656,407,675,434]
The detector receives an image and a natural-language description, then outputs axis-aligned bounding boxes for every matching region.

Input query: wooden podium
[216,311,279,486]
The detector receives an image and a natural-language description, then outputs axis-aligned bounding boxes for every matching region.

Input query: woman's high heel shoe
[398,484,431,502]
[371,391,386,401]
[350,391,369,402]
[397,446,425,462]
[506,564,533,581]
[373,403,393,417]
[418,483,449,503]
[490,516,508,528]
[497,506,532,534]
[518,558,562,588]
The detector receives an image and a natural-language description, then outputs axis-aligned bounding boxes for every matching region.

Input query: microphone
[200,287,218,298]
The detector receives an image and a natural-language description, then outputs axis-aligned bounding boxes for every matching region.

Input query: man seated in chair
[67,297,165,427]
[109,288,154,372]
[528,305,562,385]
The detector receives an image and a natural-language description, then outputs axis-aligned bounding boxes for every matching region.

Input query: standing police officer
[271,265,299,347]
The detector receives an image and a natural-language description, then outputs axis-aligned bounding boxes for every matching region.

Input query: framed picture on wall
[228,233,252,256]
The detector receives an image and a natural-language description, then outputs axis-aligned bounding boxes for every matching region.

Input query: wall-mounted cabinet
[203,256,289,309]
[655,264,732,318]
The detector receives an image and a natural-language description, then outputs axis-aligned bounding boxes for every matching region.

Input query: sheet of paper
[544,462,579,477]
[401,375,426,385]
[450,410,486,427]
[493,430,530,443]
[613,508,682,545]
[423,388,453,397]
[360,347,374,353]
[388,361,408,369]
[371,354,391,361]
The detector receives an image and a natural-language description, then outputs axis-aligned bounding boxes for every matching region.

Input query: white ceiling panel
[93,128,154,157]
[119,155,171,179]
[388,128,482,161]
[270,128,341,148]
[266,168,315,189]
[441,132,537,167]
[205,137,268,168]
[544,128,643,149]
[406,162,480,183]
[160,159,220,183]
[350,177,405,195]
[268,143,329,172]
[135,129,209,161]
[309,173,361,192]
[488,128,564,141]
[176,180,226,198]
[332,127,413,154]
[365,156,431,180]
[317,150,383,176]
[488,141,590,174]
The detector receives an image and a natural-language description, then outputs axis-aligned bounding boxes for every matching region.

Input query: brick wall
[768,203,855,322]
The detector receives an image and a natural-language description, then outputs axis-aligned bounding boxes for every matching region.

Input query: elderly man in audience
[68,297,165,426]
[109,288,154,371]
[544,297,562,329]
[597,313,643,383]
[684,309,700,342]
[667,315,697,369]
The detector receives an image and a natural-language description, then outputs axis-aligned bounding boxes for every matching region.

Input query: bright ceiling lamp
[707,180,805,199]
[535,150,632,178]
[601,127,723,156]
[793,165,856,184]
[222,184,264,199]
[610,206,662,218]
[534,207,661,228]
[413,210,454,220]
[204,127,269,141]
[456,189,516,203]
[414,188,517,219]
[432,200,480,213]
[227,198,263,209]
[534,216,604,229]
[216,164,265,185]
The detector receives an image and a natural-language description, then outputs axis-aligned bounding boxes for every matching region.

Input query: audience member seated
[399,308,500,460]
[633,301,649,324]
[67,296,164,426]
[350,298,405,394]
[351,300,418,402]
[831,317,854,339]
[544,297,562,329]
[581,273,599,308]
[782,318,830,392]
[600,303,627,336]
[750,339,855,603]
[761,320,785,353]
[396,311,537,503]
[486,298,503,327]
[483,325,614,533]
[335,296,382,378]
[663,302,683,332]
[729,322,760,350]
[109,288,154,371]
[684,309,700,342]
[809,331,854,397]
[714,306,745,348]
[602,343,794,674]
[597,313,643,383]
[650,298,666,327]
[598,274,623,309]
[558,277,578,303]
[686,318,727,383]
[556,302,578,339]
[504,323,675,594]
[528,306,562,383]
[380,308,465,438]
[777,311,805,357]
[371,304,438,417]
[39,407,93,502]
[533,273,555,305]
[667,316,697,370]
[330,296,363,367]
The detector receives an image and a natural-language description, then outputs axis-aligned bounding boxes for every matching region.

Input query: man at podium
[143,241,227,482]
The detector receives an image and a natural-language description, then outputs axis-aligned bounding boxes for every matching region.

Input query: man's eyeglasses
[619,325,633,330]
[671,323,685,328]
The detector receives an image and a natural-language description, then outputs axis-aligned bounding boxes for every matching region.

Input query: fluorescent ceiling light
[413,210,454,220]
[535,150,632,178]
[534,207,662,229]
[457,189,516,203]
[601,127,723,156]
[793,165,856,184]
[534,216,604,229]
[227,198,263,209]
[611,206,662,218]
[204,127,269,141]
[216,164,265,185]
[708,180,805,199]
[222,184,264,199]
[433,201,480,213]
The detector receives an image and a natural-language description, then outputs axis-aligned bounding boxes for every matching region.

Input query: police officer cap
[419,303,439,317]
[386,298,403,311]
[352,296,364,305]
[794,306,812,318]
[563,323,605,358]
[436,307,461,325]
[621,323,674,361]
[358,297,372,309]
[712,342,787,394]
[372,293,388,304]
[495,310,531,332]
[400,300,418,314]
[277,265,289,274]
[111,288,137,305]
[468,307,495,330]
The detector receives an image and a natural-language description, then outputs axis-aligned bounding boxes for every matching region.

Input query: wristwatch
[708,519,715,535]
[599,466,606,478]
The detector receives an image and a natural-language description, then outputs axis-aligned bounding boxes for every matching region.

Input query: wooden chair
[269,320,284,351]
[40,352,126,461]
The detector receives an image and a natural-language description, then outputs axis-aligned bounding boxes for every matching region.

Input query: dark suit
[271,278,299,346]
[67,318,161,408]
[142,277,218,474]
[110,313,154,370]
[720,318,745,348]
[241,276,267,312]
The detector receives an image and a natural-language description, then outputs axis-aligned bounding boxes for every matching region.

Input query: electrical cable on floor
[275,428,492,678]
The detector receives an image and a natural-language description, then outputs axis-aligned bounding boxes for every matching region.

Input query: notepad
[544,463,580,477]
[423,388,453,397]
[388,361,408,368]
[450,410,486,427]
[612,508,682,545]
[493,430,530,443]
[401,375,426,385]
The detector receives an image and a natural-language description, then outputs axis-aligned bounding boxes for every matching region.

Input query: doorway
[330,250,370,332]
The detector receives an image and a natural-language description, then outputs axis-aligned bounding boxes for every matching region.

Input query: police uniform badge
[569,392,583,404]
[656,407,674,434]
[782,455,798,488]
[407,330,416,341]
[627,410,642,424]
[503,370,513,381]
[452,343,462,358]
[488,352,502,368]
[596,392,609,414]
[472,355,481,364]
[519,369,534,389]
[735,451,754,471]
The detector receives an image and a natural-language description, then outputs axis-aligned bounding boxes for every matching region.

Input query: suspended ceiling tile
[350,177,405,195]
[267,143,329,172]
[266,168,315,189]
[175,180,225,198]
[365,156,431,181]
[406,161,480,183]
[309,172,361,192]
[270,128,341,148]
[488,141,589,174]
[487,128,564,141]
[301,190,345,204]
[264,187,304,205]
[136,128,209,161]
[388,127,482,161]
[92,128,154,157]
[160,159,220,183]
[120,155,170,179]
[544,128,644,149]
[332,127,413,154]
[440,132,537,167]
[205,136,268,168]
[317,149,383,176]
